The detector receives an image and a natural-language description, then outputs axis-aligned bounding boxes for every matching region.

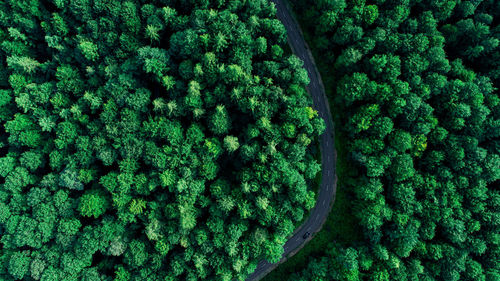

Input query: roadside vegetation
[277,0,500,280]
[264,14,359,279]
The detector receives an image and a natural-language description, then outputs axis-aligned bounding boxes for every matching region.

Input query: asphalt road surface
[246,0,338,280]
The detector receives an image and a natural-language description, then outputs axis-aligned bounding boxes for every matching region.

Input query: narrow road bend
[246,0,338,280]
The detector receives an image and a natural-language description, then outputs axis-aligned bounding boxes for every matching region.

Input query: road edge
[248,0,339,280]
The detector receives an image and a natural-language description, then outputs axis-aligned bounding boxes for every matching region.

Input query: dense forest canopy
[285,0,500,280]
[0,0,324,280]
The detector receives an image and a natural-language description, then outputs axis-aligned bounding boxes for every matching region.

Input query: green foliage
[6,56,40,74]
[78,40,99,61]
[223,135,240,153]
[78,191,108,218]
[363,5,379,25]
[283,0,500,280]
[8,252,30,280]
[0,0,322,280]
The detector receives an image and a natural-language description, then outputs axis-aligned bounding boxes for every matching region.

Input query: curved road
[246,0,338,280]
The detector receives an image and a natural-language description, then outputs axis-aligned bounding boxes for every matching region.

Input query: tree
[137,46,169,77]
[78,40,99,61]
[30,255,47,280]
[145,25,161,43]
[223,135,239,153]
[389,130,412,152]
[59,168,84,191]
[8,251,30,280]
[56,218,82,247]
[5,114,42,148]
[6,56,40,74]
[389,154,415,182]
[209,105,230,135]
[363,5,379,25]
[78,191,108,218]
[263,241,284,264]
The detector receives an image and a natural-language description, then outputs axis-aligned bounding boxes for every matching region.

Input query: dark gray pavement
[246,0,338,280]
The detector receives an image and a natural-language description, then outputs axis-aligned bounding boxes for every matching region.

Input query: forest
[278,0,500,280]
[0,0,324,280]
[1,0,499,280]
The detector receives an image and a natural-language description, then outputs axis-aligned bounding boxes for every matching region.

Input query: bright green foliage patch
[78,190,108,218]
[0,0,324,280]
[286,0,500,280]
